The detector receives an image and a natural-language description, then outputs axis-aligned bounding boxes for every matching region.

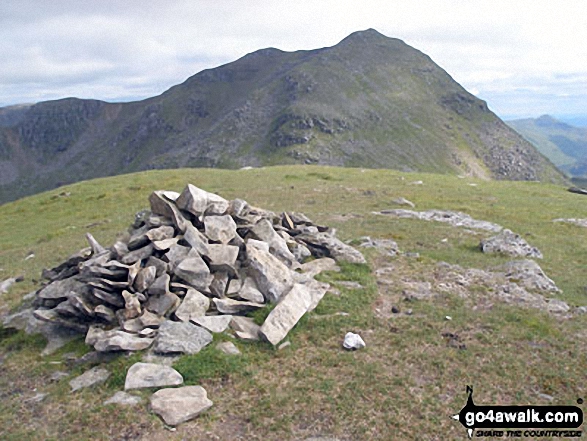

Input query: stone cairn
[32,184,366,353]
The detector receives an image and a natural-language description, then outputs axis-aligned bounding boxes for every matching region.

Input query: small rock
[391,306,400,314]
[154,320,213,355]
[213,298,264,315]
[70,366,110,392]
[150,385,213,426]
[342,332,365,350]
[124,362,183,390]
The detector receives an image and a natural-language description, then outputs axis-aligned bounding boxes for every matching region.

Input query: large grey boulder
[481,229,543,259]
[153,320,213,354]
[202,244,239,274]
[150,385,213,426]
[259,283,315,345]
[124,362,183,390]
[246,244,294,303]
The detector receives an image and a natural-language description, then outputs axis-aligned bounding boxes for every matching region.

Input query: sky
[1,0,586,120]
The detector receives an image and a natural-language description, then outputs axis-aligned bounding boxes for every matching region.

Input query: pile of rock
[30,184,365,353]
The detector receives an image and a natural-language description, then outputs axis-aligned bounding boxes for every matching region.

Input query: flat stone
[176,184,229,217]
[88,327,154,352]
[259,283,315,345]
[124,362,183,390]
[32,309,88,333]
[174,254,213,291]
[150,385,213,426]
[216,341,241,355]
[154,320,213,355]
[204,215,237,244]
[213,298,264,315]
[91,288,124,308]
[145,291,181,317]
[191,315,233,333]
[174,288,210,321]
[104,391,143,406]
[37,278,87,301]
[246,244,294,303]
[152,237,179,251]
[120,244,154,265]
[70,366,110,391]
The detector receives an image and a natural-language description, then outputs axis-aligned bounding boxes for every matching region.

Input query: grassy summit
[0,165,585,440]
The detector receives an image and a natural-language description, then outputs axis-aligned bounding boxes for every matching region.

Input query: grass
[0,165,586,440]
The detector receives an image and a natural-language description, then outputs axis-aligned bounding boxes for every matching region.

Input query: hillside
[508,115,587,178]
[0,29,565,204]
[0,166,585,440]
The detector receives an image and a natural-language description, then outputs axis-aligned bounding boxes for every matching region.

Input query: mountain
[0,29,565,203]
[507,115,587,178]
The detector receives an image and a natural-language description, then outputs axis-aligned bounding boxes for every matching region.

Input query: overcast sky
[1,0,585,120]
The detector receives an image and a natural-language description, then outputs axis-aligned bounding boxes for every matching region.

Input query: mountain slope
[0,29,565,203]
[507,115,587,177]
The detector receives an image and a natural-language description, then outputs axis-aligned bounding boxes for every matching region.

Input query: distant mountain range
[0,29,564,204]
[507,115,587,178]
